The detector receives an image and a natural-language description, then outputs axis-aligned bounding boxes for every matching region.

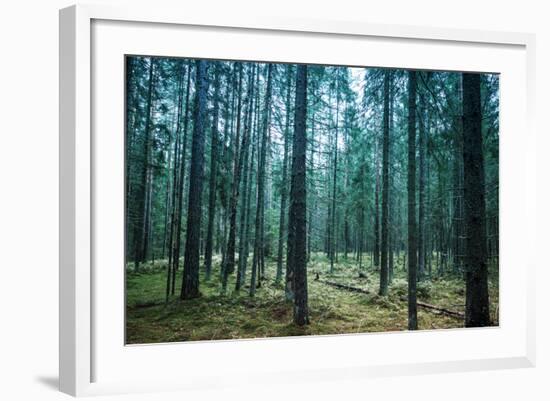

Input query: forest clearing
[125,56,499,343]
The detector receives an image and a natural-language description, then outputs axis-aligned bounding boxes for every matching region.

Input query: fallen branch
[318,280,370,295]
[399,296,464,319]
[418,302,464,319]
[317,278,464,320]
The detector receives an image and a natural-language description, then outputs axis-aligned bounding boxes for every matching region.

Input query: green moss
[125,253,499,344]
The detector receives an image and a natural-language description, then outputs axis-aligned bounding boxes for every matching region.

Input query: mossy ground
[126,253,499,344]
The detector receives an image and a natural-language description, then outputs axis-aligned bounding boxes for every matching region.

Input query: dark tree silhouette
[462,73,491,327]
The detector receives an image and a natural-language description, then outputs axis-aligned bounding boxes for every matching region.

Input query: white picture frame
[59,3,536,397]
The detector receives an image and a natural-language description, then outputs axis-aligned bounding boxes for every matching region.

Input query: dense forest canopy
[125,56,499,343]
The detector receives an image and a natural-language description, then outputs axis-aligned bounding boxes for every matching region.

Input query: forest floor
[126,253,499,344]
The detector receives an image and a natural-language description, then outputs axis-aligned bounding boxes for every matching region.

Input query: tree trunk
[452,75,464,275]
[133,57,156,271]
[250,64,273,296]
[236,66,258,291]
[418,73,428,280]
[379,70,390,296]
[307,109,315,262]
[388,75,395,283]
[171,61,192,295]
[462,73,490,327]
[165,62,186,301]
[330,73,340,273]
[374,163,380,269]
[221,63,245,291]
[276,65,293,283]
[407,70,418,330]
[125,57,139,263]
[180,60,209,300]
[289,64,309,325]
[204,62,222,280]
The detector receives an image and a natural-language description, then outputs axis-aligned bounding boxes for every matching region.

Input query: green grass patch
[126,253,499,344]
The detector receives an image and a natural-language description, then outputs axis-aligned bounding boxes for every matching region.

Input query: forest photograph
[125,55,499,344]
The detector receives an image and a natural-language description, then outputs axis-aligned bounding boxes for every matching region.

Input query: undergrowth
[126,253,499,344]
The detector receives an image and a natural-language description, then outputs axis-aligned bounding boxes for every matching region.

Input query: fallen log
[317,279,464,320]
[399,296,464,319]
[418,301,464,319]
[318,280,370,295]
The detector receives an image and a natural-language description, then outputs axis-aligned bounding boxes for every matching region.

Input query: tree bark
[388,75,395,283]
[379,70,391,296]
[236,65,258,291]
[374,167,380,269]
[133,57,155,271]
[221,63,244,290]
[276,65,293,283]
[250,64,273,296]
[462,73,491,327]
[171,61,192,295]
[204,62,222,280]
[407,70,418,330]
[418,73,428,280]
[330,71,340,273]
[180,60,209,300]
[165,62,186,301]
[289,64,309,325]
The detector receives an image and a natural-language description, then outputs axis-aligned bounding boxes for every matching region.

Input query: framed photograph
[59,4,536,396]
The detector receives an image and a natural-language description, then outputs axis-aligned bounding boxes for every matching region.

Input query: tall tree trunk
[407,70,418,330]
[204,62,222,280]
[289,64,309,325]
[307,109,315,262]
[452,75,464,275]
[250,63,273,296]
[171,61,192,295]
[374,156,380,269]
[133,57,155,271]
[180,60,209,300]
[276,65,293,283]
[162,101,178,261]
[236,66,258,291]
[418,73,428,280]
[221,63,245,291]
[379,70,390,296]
[358,207,364,270]
[143,167,154,261]
[343,114,350,261]
[388,75,395,283]
[330,74,340,273]
[165,62,186,301]
[220,65,238,271]
[125,57,139,263]
[462,73,490,327]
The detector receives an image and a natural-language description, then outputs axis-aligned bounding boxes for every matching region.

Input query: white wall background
[0,0,547,400]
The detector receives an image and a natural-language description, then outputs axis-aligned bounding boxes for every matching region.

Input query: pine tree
[463,73,490,327]
[181,60,209,300]
[289,64,309,325]
[379,70,391,296]
[407,70,418,330]
[204,62,222,280]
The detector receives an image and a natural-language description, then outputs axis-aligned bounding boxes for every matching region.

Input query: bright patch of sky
[349,67,366,105]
